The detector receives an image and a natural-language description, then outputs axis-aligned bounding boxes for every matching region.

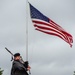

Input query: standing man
[11,53,31,75]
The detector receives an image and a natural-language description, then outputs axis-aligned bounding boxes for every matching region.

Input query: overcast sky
[0,0,75,75]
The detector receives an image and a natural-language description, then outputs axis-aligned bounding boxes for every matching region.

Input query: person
[11,53,31,75]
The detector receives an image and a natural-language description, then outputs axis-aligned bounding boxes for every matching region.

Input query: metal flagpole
[26,0,28,61]
[26,1,31,74]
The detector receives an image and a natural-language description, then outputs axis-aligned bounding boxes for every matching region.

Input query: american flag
[29,3,73,47]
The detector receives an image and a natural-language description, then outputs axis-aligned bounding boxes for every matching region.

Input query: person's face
[14,56,20,60]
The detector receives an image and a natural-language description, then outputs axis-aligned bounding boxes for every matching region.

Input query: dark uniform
[11,53,29,75]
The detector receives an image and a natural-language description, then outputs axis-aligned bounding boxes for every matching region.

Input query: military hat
[14,53,20,57]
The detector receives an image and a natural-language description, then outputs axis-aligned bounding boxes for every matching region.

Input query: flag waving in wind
[29,3,73,47]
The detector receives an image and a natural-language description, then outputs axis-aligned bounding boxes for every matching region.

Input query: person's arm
[13,61,26,71]
[23,61,31,71]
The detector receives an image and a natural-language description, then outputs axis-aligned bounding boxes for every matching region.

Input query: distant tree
[0,68,4,75]
[73,71,75,75]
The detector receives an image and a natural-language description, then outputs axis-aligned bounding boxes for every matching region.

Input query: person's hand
[27,66,31,71]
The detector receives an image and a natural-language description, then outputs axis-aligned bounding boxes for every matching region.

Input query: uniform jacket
[11,60,28,75]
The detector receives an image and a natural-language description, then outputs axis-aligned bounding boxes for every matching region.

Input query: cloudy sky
[0,0,75,75]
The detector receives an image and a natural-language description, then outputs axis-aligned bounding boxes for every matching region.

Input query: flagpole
[26,0,28,61]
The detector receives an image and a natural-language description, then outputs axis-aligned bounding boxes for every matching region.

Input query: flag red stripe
[36,28,69,43]
[35,25,70,43]
[33,20,72,38]
[33,20,73,43]
[36,28,72,47]
[34,24,69,42]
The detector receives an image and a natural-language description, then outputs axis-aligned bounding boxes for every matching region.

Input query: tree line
[0,68,4,75]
